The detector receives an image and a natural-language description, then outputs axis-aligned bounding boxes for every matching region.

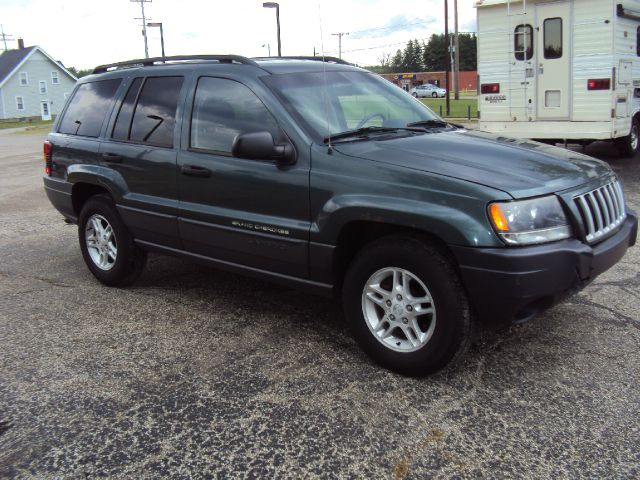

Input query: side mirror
[231,131,296,165]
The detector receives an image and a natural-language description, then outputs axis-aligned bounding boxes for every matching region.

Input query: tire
[615,118,639,158]
[78,194,147,286]
[412,92,418,98]
[342,236,474,376]
[432,92,438,98]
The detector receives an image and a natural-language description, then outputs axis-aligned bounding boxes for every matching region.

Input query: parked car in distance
[411,83,447,98]
[43,55,637,376]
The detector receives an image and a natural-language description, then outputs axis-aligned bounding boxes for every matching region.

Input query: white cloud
[0,0,477,69]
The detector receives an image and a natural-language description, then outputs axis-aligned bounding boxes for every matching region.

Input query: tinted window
[515,24,533,61]
[190,77,279,153]
[58,79,121,137]
[544,18,562,59]
[112,77,143,140]
[129,76,184,148]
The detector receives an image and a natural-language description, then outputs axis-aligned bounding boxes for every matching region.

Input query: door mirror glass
[231,131,295,165]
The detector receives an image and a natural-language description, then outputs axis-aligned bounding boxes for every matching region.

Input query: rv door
[536,2,571,120]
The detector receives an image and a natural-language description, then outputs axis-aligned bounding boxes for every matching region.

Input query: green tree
[66,66,92,78]
[458,33,477,71]
[423,34,447,71]
[391,49,404,72]
[403,39,423,72]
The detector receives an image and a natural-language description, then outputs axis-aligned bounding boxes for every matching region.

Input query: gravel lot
[0,129,638,478]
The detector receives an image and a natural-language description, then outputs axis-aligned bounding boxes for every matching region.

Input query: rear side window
[58,79,121,137]
[515,24,533,61]
[190,77,279,154]
[112,77,143,140]
[112,76,184,148]
[544,18,562,59]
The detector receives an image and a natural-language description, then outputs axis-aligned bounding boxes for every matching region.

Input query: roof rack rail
[92,55,258,74]
[252,55,352,65]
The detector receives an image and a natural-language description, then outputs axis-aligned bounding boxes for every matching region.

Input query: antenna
[131,0,152,58]
[318,1,332,153]
[0,25,14,51]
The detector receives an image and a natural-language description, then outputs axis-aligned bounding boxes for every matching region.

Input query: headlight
[488,196,571,246]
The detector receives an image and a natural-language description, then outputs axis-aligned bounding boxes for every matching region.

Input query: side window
[128,76,183,148]
[190,77,280,154]
[544,18,562,59]
[112,77,143,141]
[19,72,28,86]
[515,24,533,61]
[58,79,122,137]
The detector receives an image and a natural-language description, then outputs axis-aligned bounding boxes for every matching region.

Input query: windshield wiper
[406,119,451,129]
[323,126,423,143]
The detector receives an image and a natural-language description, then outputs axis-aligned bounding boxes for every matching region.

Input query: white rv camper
[476,0,640,157]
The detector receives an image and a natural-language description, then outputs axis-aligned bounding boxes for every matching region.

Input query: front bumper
[450,212,638,326]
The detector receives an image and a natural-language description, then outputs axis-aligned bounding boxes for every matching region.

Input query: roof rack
[252,55,351,65]
[92,55,258,74]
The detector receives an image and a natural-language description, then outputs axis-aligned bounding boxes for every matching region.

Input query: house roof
[0,45,77,88]
[0,46,36,83]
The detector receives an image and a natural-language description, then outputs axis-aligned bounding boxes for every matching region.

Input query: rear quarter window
[58,79,122,137]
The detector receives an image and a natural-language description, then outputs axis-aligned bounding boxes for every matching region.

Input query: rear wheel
[616,118,639,158]
[342,236,473,376]
[78,194,146,286]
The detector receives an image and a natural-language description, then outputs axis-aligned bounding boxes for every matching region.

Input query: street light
[262,43,271,56]
[146,22,165,58]
[262,2,281,57]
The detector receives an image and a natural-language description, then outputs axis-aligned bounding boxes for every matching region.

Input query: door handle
[181,164,211,178]
[102,152,123,163]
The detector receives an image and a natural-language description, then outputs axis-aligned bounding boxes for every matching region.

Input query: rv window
[544,18,562,59]
[637,27,640,56]
[515,25,534,61]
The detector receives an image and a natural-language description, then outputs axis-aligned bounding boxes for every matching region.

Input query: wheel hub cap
[85,214,117,271]
[361,267,436,353]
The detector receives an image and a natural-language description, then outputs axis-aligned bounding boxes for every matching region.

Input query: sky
[0,0,477,70]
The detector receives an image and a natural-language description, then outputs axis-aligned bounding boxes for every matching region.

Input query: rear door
[100,75,186,248]
[536,2,571,120]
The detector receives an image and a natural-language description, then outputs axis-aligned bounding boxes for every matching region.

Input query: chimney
[17,38,24,49]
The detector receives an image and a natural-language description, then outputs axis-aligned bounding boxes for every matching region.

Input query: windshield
[264,71,442,141]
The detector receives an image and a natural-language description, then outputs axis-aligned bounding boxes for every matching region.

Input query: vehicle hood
[333,129,613,198]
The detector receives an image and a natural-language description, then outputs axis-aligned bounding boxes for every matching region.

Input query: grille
[573,179,626,244]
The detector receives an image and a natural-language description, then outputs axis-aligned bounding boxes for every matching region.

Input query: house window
[544,18,563,59]
[19,72,28,86]
[39,81,47,94]
[16,96,24,110]
[515,24,534,61]
[51,71,59,84]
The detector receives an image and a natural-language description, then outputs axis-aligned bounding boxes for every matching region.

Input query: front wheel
[342,236,474,376]
[78,194,147,286]
[412,92,418,98]
[615,118,639,158]
[432,92,438,98]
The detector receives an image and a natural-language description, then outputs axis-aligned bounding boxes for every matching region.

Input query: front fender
[312,194,504,248]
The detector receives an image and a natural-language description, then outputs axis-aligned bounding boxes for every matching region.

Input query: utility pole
[0,25,14,51]
[332,32,349,59]
[444,0,450,117]
[454,0,460,100]
[131,0,152,58]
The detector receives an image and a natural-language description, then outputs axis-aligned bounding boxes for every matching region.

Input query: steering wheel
[356,113,386,129]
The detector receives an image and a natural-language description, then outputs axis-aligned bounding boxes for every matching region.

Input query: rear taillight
[44,141,52,176]
[481,83,500,94]
[587,79,611,90]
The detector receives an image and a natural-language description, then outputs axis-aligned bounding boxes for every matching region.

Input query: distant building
[0,39,77,120]
[380,71,478,93]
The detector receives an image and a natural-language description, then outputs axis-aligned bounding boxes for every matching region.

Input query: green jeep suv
[43,55,637,375]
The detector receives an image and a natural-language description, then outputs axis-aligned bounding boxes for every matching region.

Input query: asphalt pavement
[0,129,638,478]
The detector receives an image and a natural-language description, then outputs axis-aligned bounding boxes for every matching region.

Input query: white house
[0,40,77,121]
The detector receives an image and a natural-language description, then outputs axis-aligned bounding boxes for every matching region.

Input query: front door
[177,76,310,278]
[40,101,51,121]
[536,2,571,120]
